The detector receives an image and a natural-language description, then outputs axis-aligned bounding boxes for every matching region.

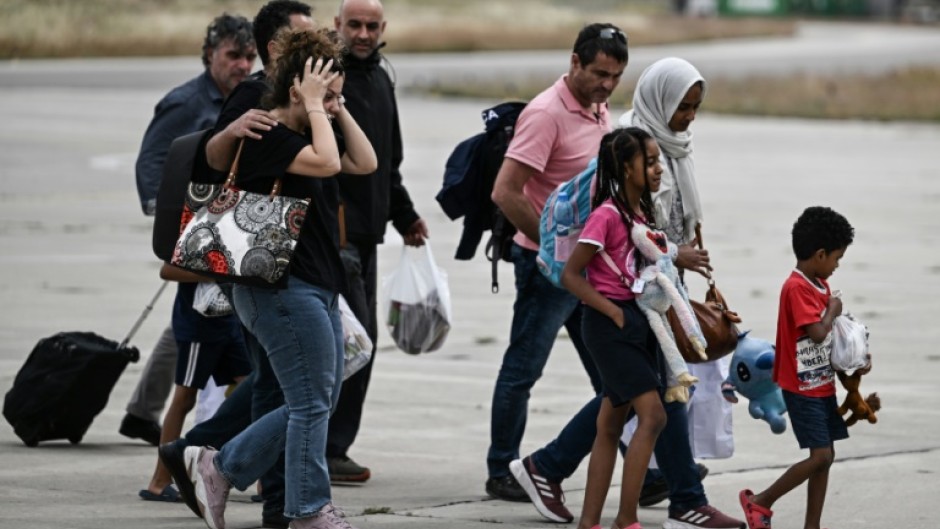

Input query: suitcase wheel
[68,435,82,445]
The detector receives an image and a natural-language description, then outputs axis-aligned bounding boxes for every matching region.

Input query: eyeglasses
[597,27,627,45]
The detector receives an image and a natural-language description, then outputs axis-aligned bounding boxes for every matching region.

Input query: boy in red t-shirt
[739,206,858,529]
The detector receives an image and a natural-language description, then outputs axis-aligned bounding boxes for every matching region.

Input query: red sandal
[739,489,773,529]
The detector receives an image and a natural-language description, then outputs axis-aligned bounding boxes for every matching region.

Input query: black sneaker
[261,512,290,529]
[639,463,709,507]
[485,473,531,503]
[158,439,201,518]
[119,413,161,446]
[327,456,371,483]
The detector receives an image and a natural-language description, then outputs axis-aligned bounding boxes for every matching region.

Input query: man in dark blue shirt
[135,14,257,215]
[120,14,256,448]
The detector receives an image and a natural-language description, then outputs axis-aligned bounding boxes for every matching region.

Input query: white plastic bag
[831,313,869,373]
[193,282,233,317]
[383,244,452,354]
[338,294,372,380]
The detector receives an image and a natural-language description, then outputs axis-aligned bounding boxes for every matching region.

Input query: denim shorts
[782,390,848,449]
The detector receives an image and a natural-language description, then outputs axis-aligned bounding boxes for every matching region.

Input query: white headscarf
[619,57,706,242]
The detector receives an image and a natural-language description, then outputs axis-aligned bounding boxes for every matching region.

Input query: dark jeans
[327,241,379,458]
[487,244,598,478]
[531,395,707,512]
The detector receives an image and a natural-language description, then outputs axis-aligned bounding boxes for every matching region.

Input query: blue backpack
[536,157,597,288]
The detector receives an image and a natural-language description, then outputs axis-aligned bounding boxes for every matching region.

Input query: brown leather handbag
[667,226,742,363]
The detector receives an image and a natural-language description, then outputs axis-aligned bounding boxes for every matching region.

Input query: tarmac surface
[2,21,940,529]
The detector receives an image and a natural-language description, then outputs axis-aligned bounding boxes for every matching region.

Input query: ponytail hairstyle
[261,27,346,109]
[592,126,657,231]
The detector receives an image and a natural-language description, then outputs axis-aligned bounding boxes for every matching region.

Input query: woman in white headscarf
[619,57,734,462]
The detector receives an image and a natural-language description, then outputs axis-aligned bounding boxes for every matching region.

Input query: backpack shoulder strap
[598,249,632,287]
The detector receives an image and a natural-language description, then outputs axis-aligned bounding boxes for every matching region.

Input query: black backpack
[436,101,526,293]
[151,129,217,262]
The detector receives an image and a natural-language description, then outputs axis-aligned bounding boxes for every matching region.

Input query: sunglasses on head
[597,27,627,44]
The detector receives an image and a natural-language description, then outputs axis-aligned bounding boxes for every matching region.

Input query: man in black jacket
[330,0,429,483]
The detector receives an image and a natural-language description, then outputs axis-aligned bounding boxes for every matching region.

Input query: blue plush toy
[721,332,788,434]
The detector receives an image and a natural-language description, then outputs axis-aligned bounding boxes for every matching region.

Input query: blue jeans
[218,276,344,519]
[244,327,287,520]
[184,372,252,447]
[187,283,286,519]
[532,395,707,512]
[487,244,589,478]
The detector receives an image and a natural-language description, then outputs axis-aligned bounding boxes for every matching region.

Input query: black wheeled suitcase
[2,283,168,446]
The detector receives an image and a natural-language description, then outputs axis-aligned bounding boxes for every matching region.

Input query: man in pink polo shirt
[489,32,747,529]
[485,23,627,504]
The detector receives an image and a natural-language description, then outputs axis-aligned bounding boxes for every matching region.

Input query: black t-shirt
[236,123,346,292]
[214,72,269,136]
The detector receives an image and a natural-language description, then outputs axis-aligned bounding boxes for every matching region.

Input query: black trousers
[328,241,379,458]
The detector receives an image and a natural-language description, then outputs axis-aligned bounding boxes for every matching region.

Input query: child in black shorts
[739,206,865,529]
[561,128,667,529]
[139,268,250,502]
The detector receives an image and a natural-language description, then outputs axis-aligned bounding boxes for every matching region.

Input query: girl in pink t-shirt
[561,127,665,529]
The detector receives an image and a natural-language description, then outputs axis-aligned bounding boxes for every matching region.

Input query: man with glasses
[486,22,627,504]
[490,24,746,529]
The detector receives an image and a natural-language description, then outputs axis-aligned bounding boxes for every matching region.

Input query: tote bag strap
[223,140,245,188]
[222,139,283,198]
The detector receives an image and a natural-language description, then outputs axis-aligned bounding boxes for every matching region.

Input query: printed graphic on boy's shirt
[795,333,833,391]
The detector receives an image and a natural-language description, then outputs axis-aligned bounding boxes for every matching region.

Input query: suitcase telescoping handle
[118,281,169,350]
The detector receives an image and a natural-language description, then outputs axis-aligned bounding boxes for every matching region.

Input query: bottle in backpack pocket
[553,191,579,261]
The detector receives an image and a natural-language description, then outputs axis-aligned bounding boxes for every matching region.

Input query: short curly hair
[262,28,346,109]
[791,206,855,260]
[202,13,254,67]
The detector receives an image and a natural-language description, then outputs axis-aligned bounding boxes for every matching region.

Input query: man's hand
[226,108,278,141]
[675,243,712,278]
[403,218,429,247]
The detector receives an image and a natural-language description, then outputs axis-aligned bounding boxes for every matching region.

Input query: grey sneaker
[188,446,230,529]
[289,502,357,529]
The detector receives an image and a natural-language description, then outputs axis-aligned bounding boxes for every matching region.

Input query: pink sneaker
[188,446,230,529]
[289,503,358,529]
